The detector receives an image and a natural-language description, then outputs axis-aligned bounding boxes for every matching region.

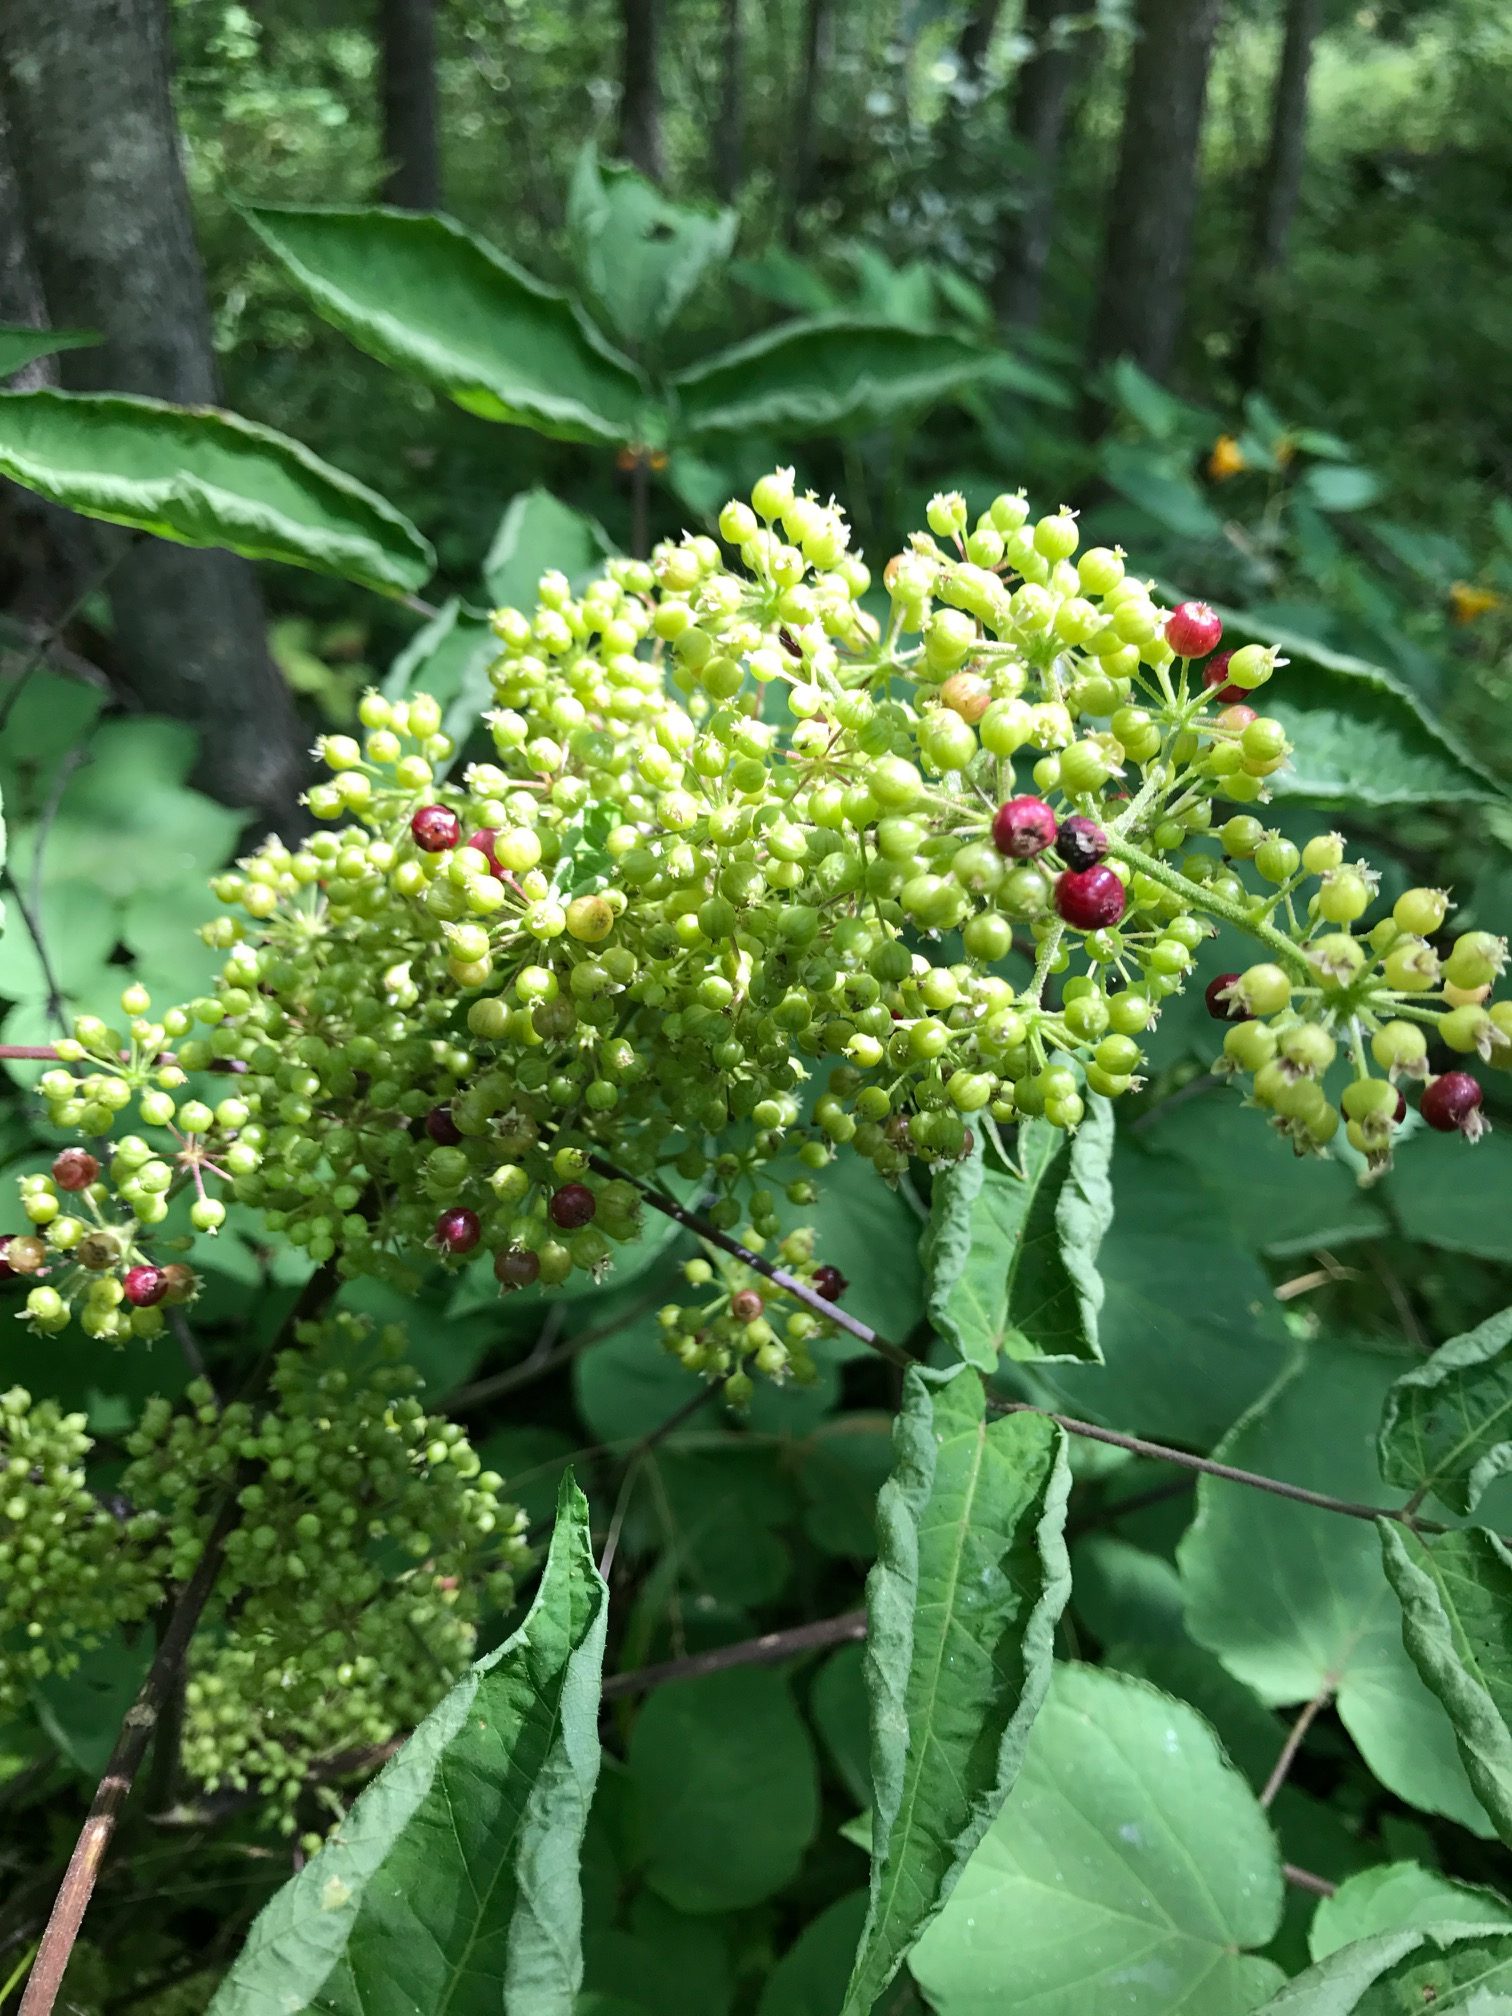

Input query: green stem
[1106,835,1310,978]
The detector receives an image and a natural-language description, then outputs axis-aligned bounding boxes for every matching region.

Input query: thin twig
[599,1384,719,1579]
[167,1309,214,1397]
[1259,1684,1333,1808]
[0,541,135,735]
[447,1292,660,1414]
[1283,1862,1337,1898]
[601,1608,868,1701]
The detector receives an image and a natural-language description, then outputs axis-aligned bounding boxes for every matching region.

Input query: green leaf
[1309,1863,1512,1961]
[910,1664,1287,2014]
[1252,1925,1512,2012]
[922,1100,1113,1369]
[1180,1338,1493,1835]
[1380,1523,1512,1846]
[758,1892,869,2016]
[484,487,612,608]
[1378,1307,1512,1516]
[0,390,432,595]
[1100,441,1226,541]
[243,204,648,446]
[841,1366,1071,2015]
[567,148,737,349]
[1385,1128,1512,1262]
[1302,465,1382,514]
[811,1644,871,1808]
[207,1475,608,2016]
[0,327,97,379]
[672,317,996,439]
[625,1665,819,1913]
[1209,610,1499,807]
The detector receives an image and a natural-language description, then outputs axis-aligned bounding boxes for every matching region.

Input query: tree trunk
[956,0,1005,84]
[1235,0,1321,386]
[378,0,442,210]
[787,0,833,243]
[617,0,665,181]
[712,0,744,202]
[1087,0,1224,384]
[995,0,1093,328]
[0,0,305,822]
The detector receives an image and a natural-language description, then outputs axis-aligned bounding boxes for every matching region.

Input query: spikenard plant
[1,218,1511,2014]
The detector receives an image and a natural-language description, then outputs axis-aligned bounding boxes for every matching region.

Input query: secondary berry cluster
[5,473,1505,1353]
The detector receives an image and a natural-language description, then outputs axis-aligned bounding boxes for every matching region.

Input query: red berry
[1056,815,1108,873]
[1203,651,1245,703]
[1394,1092,1408,1124]
[1205,973,1250,1021]
[410,804,461,853]
[425,1105,463,1146]
[467,828,503,873]
[1166,601,1223,658]
[1421,1071,1485,1138]
[435,1207,481,1254]
[549,1183,597,1230]
[991,796,1057,859]
[51,1148,100,1192]
[1055,865,1126,930]
[812,1264,848,1302]
[122,1264,168,1308]
[494,1246,541,1290]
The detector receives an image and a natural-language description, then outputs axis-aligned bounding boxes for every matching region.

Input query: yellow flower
[1449,581,1503,626]
[1207,434,1246,482]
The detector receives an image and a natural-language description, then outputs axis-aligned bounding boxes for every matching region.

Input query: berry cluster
[6,474,1505,1349]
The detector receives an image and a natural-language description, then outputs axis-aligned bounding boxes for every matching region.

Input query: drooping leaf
[207,1475,607,2016]
[1252,1925,1512,2012]
[1309,1862,1512,1961]
[1179,1338,1492,1834]
[1209,610,1498,807]
[921,1100,1113,1369]
[484,487,612,608]
[567,148,737,349]
[0,389,433,595]
[0,326,97,379]
[243,203,648,446]
[625,1665,820,1913]
[909,1664,1287,2015]
[672,317,996,439]
[841,1366,1071,2015]
[1380,1523,1512,1846]
[1378,1307,1512,1516]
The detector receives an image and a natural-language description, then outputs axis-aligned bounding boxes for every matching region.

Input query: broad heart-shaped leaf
[566,147,737,350]
[1252,1925,1512,2012]
[671,317,997,439]
[1309,1863,1512,1961]
[909,1664,1286,2015]
[207,1475,607,2016]
[243,204,647,447]
[484,487,613,609]
[1380,1524,1512,1846]
[921,1099,1113,1369]
[1378,1307,1512,1516]
[841,1366,1071,2015]
[0,326,97,379]
[0,390,433,596]
[1179,1338,1492,1835]
[1208,608,1497,807]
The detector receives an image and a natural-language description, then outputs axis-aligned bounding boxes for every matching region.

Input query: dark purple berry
[122,1264,168,1308]
[435,1207,481,1254]
[52,1148,100,1192]
[494,1246,541,1291]
[548,1183,596,1230]
[1421,1071,1485,1139]
[1205,973,1250,1021]
[410,804,461,853]
[812,1264,848,1302]
[425,1105,463,1146]
[1203,651,1244,703]
[1055,865,1126,930]
[991,796,1057,860]
[1056,815,1108,873]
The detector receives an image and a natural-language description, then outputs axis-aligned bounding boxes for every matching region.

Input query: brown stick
[602,1608,868,1700]
[1259,1684,1333,1808]
[1283,1862,1337,1898]
[17,1492,240,2016]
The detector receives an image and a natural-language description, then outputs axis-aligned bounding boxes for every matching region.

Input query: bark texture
[0,0,306,821]
[1236,0,1322,385]
[617,0,665,181]
[378,0,443,209]
[1087,0,1225,382]
[995,0,1093,328]
[712,0,744,201]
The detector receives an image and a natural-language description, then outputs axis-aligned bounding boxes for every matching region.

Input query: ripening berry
[425,1105,464,1146]
[494,1246,541,1290]
[51,1148,100,1192]
[410,804,461,853]
[1056,866,1126,930]
[1205,973,1250,1021]
[548,1183,597,1230]
[731,1289,765,1323]
[812,1264,848,1301]
[466,828,503,874]
[1420,1072,1485,1138]
[434,1207,482,1254]
[122,1265,168,1308]
[1203,652,1244,702]
[1166,601,1223,658]
[160,1263,199,1306]
[991,796,1057,859]
[1056,816,1108,872]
